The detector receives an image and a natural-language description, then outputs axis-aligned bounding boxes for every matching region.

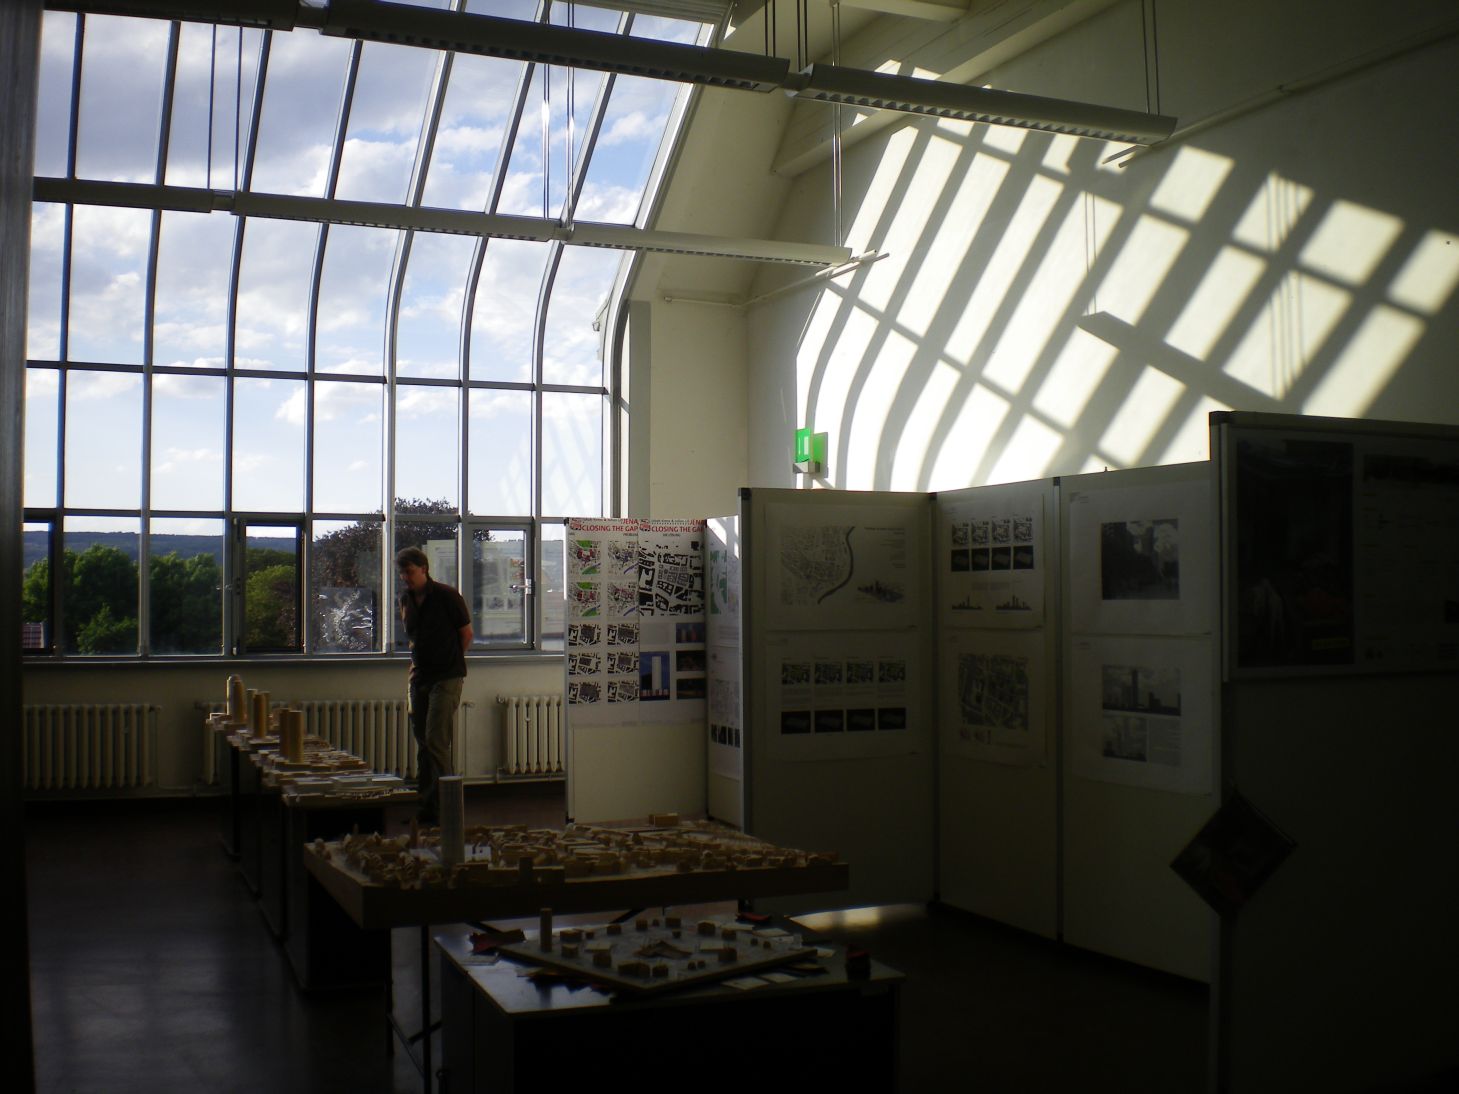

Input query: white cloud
[276,386,307,426]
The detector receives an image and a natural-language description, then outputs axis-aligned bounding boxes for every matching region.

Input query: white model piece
[227,675,245,721]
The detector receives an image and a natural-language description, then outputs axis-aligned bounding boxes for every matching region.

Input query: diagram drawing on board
[956,653,1030,743]
[780,525,906,606]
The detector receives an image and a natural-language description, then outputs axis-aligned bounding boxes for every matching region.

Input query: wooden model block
[649,813,679,826]
[606,923,622,936]
[697,920,717,936]
[592,950,612,968]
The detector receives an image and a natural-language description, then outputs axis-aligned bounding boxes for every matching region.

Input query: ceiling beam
[33,176,853,265]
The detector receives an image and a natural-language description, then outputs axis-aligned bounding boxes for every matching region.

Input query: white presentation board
[935,479,1058,938]
[743,488,935,910]
[1060,463,1218,982]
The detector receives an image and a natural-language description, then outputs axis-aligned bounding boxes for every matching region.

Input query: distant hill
[22,530,303,571]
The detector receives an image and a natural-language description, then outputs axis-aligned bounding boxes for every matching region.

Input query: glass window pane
[392,514,459,650]
[317,224,395,376]
[233,377,305,511]
[335,41,438,205]
[68,204,150,364]
[314,380,384,513]
[235,217,317,372]
[313,519,382,653]
[151,374,225,511]
[22,521,53,653]
[244,524,301,651]
[469,238,547,383]
[24,368,59,509]
[466,0,539,19]
[629,16,706,45]
[542,246,620,386]
[575,75,682,225]
[166,23,260,188]
[75,15,168,183]
[468,388,531,515]
[34,12,75,178]
[471,527,526,644]
[394,384,459,509]
[26,203,64,360]
[397,232,474,380]
[541,392,602,516]
[540,522,564,651]
[249,31,352,197]
[63,517,139,656]
[154,211,233,369]
[420,52,523,211]
[496,61,607,219]
[149,517,223,655]
[65,369,142,509]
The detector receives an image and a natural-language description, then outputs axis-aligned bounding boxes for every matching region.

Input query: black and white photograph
[950,549,971,572]
[780,710,811,735]
[1101,518,1180,600]
[951,522,971,547]
[814,709,845,733]
[781,661,811,686]
[1101,664,1181,716]
[815,660,844,687]
[878,659,906,685]
[1100,714,1149,761]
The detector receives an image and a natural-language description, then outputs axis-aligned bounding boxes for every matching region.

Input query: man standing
[396,546,473,825]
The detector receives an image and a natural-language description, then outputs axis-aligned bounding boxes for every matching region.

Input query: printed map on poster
[638,520,706,617]
[941,629,1046,765]
[940,485,1046,627]
[767,504,918,629]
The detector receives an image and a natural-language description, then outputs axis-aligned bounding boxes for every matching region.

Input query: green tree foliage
[76,603,138,654]
[67,544,136,646]
[21,557,50,624]
[246,563,298,649]
[150,551,222,653]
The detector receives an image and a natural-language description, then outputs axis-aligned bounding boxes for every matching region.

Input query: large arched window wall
[22,1,714,658]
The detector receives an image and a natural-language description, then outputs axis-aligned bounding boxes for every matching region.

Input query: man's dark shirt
[400,578,470,685]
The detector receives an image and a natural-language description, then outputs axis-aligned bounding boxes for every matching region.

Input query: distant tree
[76,603,137,655]
[246,563,298,649]
[21,558,51,624]
[150,551,223,653]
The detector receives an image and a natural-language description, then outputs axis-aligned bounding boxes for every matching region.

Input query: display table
[280,794,414,991]
[435,922,903,1093]
[303,824,851,1094]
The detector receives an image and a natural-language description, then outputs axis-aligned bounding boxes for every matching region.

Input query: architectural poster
[940,484,1046,626]
[1068,477,1214,637]
[1230,429,1459,674]
[766,502,919,629]
[940,628,1047,766]
[564,518,706,727]
[1069,636,1213,794]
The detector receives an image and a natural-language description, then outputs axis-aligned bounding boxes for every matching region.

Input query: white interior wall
[737,0,1459,492]
[22,658,563,795]
[641,298,749,518]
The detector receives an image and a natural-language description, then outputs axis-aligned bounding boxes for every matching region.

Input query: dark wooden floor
[26,789,1212,1092]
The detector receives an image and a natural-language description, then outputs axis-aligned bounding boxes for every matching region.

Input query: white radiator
[498,694,564,777]
[295,699,417,779]
[23,704,157,791]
